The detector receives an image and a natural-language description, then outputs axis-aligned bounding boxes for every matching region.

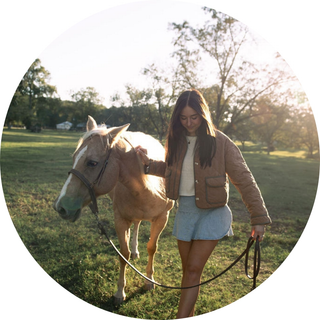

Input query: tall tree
[170,8,295,134]
[12,59,57,128]
[5,90,28,127]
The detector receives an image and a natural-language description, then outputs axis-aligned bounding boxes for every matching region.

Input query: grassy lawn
[1,128,319,319]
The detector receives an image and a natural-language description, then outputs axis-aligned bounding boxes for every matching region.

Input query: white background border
[1,1,319,319]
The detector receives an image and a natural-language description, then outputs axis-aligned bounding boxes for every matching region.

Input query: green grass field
[1,128,319,319]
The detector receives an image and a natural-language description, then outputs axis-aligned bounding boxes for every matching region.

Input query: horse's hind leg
[145,211,169,291]
[131,220,141,259]
[113,217,131,304]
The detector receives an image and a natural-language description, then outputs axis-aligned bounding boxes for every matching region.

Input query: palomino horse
[53,116,174,303]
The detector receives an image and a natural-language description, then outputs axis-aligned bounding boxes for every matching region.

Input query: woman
[135,89,271,318]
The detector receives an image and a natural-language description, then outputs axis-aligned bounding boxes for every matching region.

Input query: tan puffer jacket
[148,130,271,226]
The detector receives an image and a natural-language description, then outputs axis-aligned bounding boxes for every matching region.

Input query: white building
[56,121,73,130]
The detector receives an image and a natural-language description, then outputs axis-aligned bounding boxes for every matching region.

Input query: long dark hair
[165,89,216,168]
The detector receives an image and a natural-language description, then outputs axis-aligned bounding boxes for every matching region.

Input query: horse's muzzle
[53,198,82,222]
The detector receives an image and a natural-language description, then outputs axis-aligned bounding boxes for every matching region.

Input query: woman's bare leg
[176,239,219,318]
[177,240,195,317]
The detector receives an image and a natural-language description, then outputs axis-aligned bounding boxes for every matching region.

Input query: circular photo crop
[1,1,319,319]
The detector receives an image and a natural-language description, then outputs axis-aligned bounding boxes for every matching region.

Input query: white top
[179,136,197,196]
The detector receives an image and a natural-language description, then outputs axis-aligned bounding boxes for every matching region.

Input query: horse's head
[53,116,130,222]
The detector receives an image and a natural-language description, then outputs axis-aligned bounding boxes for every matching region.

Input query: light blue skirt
[173,196,233,242]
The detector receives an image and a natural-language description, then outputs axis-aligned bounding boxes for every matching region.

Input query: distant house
[56,121,73,130]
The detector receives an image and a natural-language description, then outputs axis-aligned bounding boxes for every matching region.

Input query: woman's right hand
[135,145,150,166]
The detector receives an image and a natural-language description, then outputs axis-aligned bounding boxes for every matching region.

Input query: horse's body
[53,116,174,303]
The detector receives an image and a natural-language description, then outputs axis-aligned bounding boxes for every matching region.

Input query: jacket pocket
[165,168,172,194]
[205,175,228,205]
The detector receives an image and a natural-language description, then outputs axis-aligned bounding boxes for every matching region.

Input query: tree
[284,93,319,158]
[170,8,295,134]
[142,63,180,141]
[298,108,319,158]
[8,59,57,128]
[36,97,63,128]
[5,90,28,127]
[251,97,291,154]
[124,85,155,133]
[230,112,255,151]
[70,87,104,125]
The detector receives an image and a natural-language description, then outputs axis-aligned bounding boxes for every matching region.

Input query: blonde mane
[122,131,166,199]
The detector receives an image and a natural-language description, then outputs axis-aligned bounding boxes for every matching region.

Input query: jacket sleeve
[225,138,271,226]
[147,160,167,178]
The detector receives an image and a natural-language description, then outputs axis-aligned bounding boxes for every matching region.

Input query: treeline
[5,8,319,157]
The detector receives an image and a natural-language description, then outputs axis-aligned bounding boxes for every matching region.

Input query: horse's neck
[117,147,145,191]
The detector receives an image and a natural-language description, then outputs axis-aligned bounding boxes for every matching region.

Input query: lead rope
[245,235,261,290]
[92,209,261,291]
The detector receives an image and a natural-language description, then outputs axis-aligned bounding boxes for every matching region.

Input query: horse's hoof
[131,253,140,260]
[114,296,125,305]
[144,282,155,291]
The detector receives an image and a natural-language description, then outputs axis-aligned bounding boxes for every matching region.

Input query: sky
[38,1,209,103]
[1,1,320,320]
[37,0,277,106]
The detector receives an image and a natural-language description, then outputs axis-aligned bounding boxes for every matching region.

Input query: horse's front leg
[131,220,141,259]
[145,211,169,291]
[113,216,131,304]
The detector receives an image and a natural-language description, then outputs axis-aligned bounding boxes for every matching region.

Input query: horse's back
[123,131,165,161]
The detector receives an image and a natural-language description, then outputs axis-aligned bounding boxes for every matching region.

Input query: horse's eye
[87,160,98,167]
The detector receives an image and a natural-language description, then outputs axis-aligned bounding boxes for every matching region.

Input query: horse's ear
[109,124,130,146]
[87,115,97,131]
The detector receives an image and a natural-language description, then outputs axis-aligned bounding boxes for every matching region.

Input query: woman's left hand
[251,225,266,241]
